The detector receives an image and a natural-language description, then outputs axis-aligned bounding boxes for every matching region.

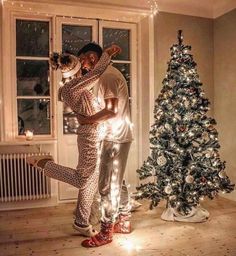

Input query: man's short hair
[77,42,103,58]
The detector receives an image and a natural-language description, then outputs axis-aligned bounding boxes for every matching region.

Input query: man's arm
[77,98,118,125]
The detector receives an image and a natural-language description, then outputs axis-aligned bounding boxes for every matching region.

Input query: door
[55,17,98,200]
[56,18,138,200]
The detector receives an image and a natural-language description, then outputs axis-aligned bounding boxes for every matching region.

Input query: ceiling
[71,0,236,18]
[11,0,236,18]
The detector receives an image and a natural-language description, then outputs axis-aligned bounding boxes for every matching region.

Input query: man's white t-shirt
[96,65,133,143]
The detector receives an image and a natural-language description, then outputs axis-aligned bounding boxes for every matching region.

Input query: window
[16,19,52,136]
[100,21,135,109]
[61,24,93,134]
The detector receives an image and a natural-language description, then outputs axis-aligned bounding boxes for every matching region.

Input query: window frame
[12,14,55,139]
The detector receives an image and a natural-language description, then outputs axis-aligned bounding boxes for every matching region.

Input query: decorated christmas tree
[137,31,234,221]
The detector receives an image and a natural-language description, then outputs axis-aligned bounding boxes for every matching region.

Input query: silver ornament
[219,170,227,178]
[157,155,167,166]
[169,80,176,87]
[183,112,192,121]
[185,175,194,184]
[164,185,172,194]
[164,123,171,130]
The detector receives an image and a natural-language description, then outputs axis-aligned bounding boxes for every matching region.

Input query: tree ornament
[164,185,172,194]
[183,112,192,121]
[219,170,227,178]
[157,155,167,166]
[169,195,176,200]
[164,123,171,130]
[185,175,194,184]
[178,125,186,132]
[168,80,175,88]
[208,125,214,130]
[167,90,173,97]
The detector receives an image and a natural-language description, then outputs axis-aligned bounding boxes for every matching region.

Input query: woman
[27,45,121,236]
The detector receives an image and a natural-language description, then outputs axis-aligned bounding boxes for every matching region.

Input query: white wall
[214,8,236,200]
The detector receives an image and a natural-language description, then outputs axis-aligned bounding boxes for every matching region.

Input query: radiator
[0,153,51,202]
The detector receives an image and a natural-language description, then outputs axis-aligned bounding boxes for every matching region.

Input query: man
[76,43,133,247]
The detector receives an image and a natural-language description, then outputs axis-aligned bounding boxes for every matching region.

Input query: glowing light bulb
[113,160,119,166]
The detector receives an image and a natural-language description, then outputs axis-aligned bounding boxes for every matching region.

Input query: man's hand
[77,98,118,125]
[105,44,122,57]
[77,114,94,125]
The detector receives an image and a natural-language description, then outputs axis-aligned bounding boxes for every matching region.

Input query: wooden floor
[0,197,236,256]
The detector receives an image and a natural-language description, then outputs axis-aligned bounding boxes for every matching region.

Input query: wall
[214,9,236,200]
[0,3,3,141]
[154,12,214,106]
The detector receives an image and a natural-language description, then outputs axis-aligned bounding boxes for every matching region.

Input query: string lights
[3,0,159,19]
[147,0,159,17]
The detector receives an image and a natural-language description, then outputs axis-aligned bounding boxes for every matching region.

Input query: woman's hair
[50,52,74,70]
[50,52,81,102]
[49,52,81,79]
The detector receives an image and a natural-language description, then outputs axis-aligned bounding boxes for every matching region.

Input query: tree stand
[161,202,210,223]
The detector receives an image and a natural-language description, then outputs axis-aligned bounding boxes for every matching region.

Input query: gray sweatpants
[99,140,132,223]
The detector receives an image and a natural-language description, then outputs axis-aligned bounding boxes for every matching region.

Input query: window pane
[17,99,50,135]
[62,25,92,56]
[16,20,49,57]
[112,63,131,97]
[17,60,50,96]
[103,28,130,61]
[63,107,79,135]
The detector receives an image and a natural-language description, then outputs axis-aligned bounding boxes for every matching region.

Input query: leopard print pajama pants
[44,124,102,226]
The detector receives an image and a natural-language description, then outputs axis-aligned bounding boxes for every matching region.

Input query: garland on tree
[136,30,234,215]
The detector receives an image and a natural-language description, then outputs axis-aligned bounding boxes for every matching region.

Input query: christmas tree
[137,31,234,217]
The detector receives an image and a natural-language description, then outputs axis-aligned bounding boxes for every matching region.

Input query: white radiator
[0,153,51,202]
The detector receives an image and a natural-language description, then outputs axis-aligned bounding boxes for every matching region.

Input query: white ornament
[164,185,172,194]
[157,155,167,166]
[185,175,194,184]
[164,123,171,130]
[183,112,192,121]
[219,170,227,178]
[169,80,176,87]
[169,195,176,200]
